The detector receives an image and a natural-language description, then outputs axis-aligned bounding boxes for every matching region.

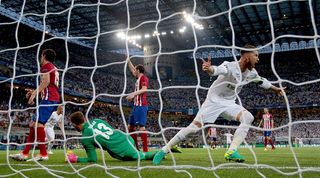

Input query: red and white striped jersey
[208,127,217,138]
[134,74,149,106]
[262,113,273,129]
[40,62,60,102]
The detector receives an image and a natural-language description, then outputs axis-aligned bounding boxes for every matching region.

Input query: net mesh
[0,0,320,177]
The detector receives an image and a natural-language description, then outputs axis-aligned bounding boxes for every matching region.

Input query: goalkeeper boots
[9,153,28,161]
[224,149,245,163]
[171,145,182,153]
[152,150,166,165]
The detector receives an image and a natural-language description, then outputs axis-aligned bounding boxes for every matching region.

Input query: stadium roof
[0,0,319,51]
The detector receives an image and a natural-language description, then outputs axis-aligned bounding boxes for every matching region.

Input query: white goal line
[1,164,319,170]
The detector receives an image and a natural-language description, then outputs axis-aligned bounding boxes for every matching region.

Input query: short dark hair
[240,44,256,56]
[70,111,85,125]
[135,64,145,73]
[42,49,56,62]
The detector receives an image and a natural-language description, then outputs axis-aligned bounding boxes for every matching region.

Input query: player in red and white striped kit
[207,127,217,149]
[258,108,275,151]
[127,58,149,152]
[10,49,60,161]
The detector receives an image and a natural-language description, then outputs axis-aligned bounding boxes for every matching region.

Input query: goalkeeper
[67,111,157,163]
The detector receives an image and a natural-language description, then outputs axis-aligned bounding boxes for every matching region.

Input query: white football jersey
[207,61,271,102]
[45,111,63,128]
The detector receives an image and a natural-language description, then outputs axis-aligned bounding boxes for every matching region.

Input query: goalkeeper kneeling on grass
[66,111,158,163]
[67,111,181,163]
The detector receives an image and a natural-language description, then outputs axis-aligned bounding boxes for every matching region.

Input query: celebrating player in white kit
[153,44,285,164]
[45,105,64,154]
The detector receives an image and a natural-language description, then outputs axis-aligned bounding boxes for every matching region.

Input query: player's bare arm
[127,57,137,77]
[201,56,214,75]
[28,72,50,105]
[58,120,64,133]
[258,119,263,128]
[126,86,147,100]
[270,85,286,96]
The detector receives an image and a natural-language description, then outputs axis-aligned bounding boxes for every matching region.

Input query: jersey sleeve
[140,75,148,88]
[210,61,229,76]
[77,143,97,163]
[41,63,53,73]
[77,129,97,163]
[251,69,272,89]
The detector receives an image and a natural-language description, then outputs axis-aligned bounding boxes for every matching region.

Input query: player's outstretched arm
[201,56,229,76]
[71,143,97,163]
[254,74,286,96]
[201,56,214,76]
[270,85,286,96]
[127,56,137,77]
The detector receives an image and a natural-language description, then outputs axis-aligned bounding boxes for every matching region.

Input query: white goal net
[0,0,320,177]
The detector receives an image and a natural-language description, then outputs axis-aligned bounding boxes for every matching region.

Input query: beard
[247,64,253,70]
[249,62,256,70]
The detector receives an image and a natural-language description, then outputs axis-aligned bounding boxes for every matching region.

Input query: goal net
[0,0,320,177]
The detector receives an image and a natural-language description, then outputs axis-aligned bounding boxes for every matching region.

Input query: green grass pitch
[0,147,319,177]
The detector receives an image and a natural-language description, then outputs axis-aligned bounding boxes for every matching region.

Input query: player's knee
[128,125,135,132]
[188,123,201,133]
[138,126,146,131]
[192,121,202,128]
[47,135,54,141]
[29,121,35,128]
[240,111,254,125]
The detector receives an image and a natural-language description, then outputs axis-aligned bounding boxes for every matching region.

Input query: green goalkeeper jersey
[77,119,137,163]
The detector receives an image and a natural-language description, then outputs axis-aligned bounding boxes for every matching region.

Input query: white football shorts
[194,99,246,123]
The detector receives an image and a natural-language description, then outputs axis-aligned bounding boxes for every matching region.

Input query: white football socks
[229,111,254,151]
[162,123,200,153]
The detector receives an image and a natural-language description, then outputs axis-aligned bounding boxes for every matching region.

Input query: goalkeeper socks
[22,127,35,155]
[141,132,148,152]
[162,123,199,153]
[37,127,47,156]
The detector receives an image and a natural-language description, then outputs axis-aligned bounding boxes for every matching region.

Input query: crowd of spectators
[1,45,319,111]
